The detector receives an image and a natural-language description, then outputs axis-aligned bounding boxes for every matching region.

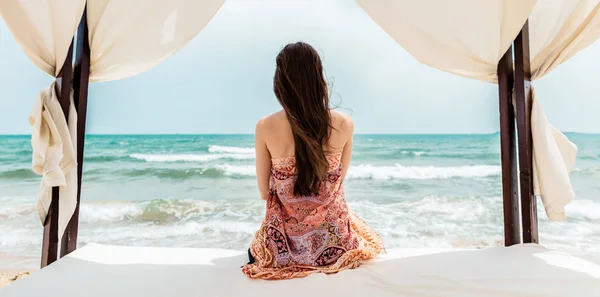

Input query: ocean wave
[0,169,37,180]
[347,164,500,179]
[401,150,427,156]
[86,155,127,162]
[218,164,502,180]
[573,167,600,175]
[208,145,254,154]
[112,164,500,180]
[118,165,255,180]
[391,150,499,160]
[214,164,255,177]
[77,198,262,224]
[4,196,600,259]
[129,153,254,162]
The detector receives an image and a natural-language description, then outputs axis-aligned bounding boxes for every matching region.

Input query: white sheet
[1,244,599,296]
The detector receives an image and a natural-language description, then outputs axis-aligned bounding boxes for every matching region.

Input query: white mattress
[1,243,599,297]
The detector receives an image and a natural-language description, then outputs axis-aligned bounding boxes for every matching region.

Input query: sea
[1,134,600,269]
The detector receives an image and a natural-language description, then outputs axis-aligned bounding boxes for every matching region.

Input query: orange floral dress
[242,153,385,280]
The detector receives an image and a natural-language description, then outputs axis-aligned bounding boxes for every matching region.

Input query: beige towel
[29,81,78,239]
[531,87,577,221]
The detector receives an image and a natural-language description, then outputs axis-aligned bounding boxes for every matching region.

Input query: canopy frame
[39,9,90,267]
[498,22,539,245]
[39,13,540,266]
[40,41,75,268]
[497,45,520,246]
[514,21,539,244]
[60,8,91,257]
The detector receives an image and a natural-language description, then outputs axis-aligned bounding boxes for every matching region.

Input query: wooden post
[42,41,74,268]
[513,21,539,244]
[497,46,521,246]
[61,8,91,257]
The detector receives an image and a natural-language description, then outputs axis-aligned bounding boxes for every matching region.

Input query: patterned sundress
[242,152,385,280]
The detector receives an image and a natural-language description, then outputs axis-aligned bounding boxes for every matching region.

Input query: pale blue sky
[1,0,600,134]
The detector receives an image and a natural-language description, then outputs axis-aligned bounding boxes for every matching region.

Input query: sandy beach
[0,270,31,288]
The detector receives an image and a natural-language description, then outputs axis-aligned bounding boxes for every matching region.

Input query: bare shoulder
[330,110,354,133]
[256,110,286,134]
[255,116,268,135]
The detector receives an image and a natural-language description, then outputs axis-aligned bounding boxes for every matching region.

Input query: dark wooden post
[513,21,539,244]
[497,46,521,246]
[42,41,74,268]
[61,8,91,257]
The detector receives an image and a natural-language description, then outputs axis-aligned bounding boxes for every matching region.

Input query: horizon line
[0,132,597,136]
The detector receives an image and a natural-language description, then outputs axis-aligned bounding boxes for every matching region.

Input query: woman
[242,42,384,280]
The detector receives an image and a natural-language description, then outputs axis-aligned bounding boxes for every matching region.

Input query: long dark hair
[273,42,331,196]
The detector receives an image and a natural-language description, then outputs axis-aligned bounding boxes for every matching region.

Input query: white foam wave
[75,199,261,224]
[210,164,500,179]
[215,164,256,177]
[80,202,144,223]
[130,153,254,162]
[401,151,427,156]
[348,164,501,179]
[564,200,600,220]
[4,197,600,264]
[208,145,254,154]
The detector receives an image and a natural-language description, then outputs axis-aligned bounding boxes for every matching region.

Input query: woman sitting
[242,42,385,280]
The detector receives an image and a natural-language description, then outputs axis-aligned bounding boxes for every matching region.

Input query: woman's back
[259,109,352,160]
[242,42,384,280]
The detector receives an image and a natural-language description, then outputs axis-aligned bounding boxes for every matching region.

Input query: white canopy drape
[0,0,85,76]
[87,0,225,82]
[355,0,537,83]
[0,0,225,239]
[527,0,600,220]
[529,1,600,80]
[357,0,600,221]
[0,0,85,239]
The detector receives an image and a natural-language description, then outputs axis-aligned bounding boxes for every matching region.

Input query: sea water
[1,134,599,268]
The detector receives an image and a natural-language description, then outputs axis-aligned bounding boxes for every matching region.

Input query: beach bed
[2,243,599,296]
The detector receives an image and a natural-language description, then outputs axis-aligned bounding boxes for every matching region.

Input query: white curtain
[86,0,225,82]
[355,0,537,83]
[357,0,600,221]
[0,0,85,239]
[530,1,600,80]
[526,0,600,221]
[0,0,85,76]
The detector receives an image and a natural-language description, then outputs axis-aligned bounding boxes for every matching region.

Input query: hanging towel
[531,86,577,221]
[29,81,78,239]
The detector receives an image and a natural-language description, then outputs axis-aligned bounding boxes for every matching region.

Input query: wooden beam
[497,46,521,246]
[513,21,539,244]
[42,41,74,268]
[61,8,91,257]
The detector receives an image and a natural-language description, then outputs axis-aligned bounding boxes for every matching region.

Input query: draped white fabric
[527,0,600,221]
[355,0,537,83]
[356,0,600,221]
[529,1,600,80]
[0,0,83,239]
[87,0,225,82]
[0,0,85,76]
[29,82,78,238]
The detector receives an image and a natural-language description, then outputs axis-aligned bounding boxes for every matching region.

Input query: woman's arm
[340,115,354,183]
[255,118,272,201]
